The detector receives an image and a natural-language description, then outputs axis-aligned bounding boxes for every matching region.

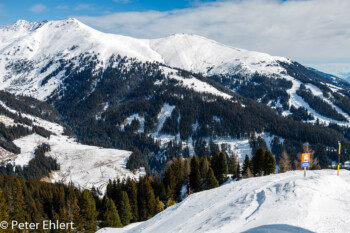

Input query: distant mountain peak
[0,17,291,100]
[2,19,48,32]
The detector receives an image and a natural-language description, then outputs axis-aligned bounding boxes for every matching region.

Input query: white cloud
[75,0,350,75]
[29,4,47,13]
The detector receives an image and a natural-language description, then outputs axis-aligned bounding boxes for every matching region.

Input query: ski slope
[99,170,350,233]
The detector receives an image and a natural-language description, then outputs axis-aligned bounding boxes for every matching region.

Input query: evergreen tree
[155,196,164,214]
[183,158,191,179]
[166,198,176,208]
[119,191,132,226]
[163,166,176,200]
[0,188,9,232]
[200,157,210,179]
[252,148,265,176]
[100,196,122,228]
[137,177,147,221]
[204,168,219,190]
[145,177,156,219]
[138,177,156,220]
[211,152,228,184]
[242,155,251,177]
[125,178,139,222]
[172,157,185,200]
[263,150,276,175]
[228,155,238,178]
[7,177,28,224]
[189,155,201,192]
[236,161,241,179]
[79,189,97,232]
[67,190,83,231]
[53,206,71,233]
[28,200,42,227]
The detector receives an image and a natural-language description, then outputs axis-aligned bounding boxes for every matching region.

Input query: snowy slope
[12,134,143,192]
[150,33,290,77]
[0,100,143,192]
[0,18,162,100]
[0,19,289,101]
[1,18,349,126]
[99,170,350,233]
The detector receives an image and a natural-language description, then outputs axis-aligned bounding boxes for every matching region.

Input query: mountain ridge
[0,18,290,100]
[1,18,350,173]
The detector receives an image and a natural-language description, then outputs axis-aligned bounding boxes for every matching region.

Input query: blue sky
[0,0,216,26]
[1,0,350,77]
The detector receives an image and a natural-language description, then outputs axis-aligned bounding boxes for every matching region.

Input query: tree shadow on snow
[242,224,315,233]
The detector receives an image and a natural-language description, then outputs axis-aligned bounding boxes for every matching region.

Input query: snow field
[0,100,143,193]
[99,170,350,233]
[11,134,143,193]
[0,19,289,101]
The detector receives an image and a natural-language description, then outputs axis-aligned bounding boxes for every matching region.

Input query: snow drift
[98,170,350,233]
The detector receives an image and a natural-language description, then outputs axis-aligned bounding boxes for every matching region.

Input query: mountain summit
[0,18,289,100]
[1,18,350,173]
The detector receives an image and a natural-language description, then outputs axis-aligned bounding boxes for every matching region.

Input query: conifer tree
[204,168,219,190]
[263,150,276,175]
[212,152,228,184]
[189,155,201,192]
[163,166,176,199]
[144,178,156,219]
[119,191,132,226]
[172,157,185,200]
[137,177,147,221]
[100,196,122,228]
[53,207,72,233]
[125,178,139,222]
[166,198,176,208]
[183,158,191,179]
[28,199,42,226]
[155,196,164,214]
[79,189,97,232]
[0,188,9,231]
[228,155,238,178]
[242,155,251,177]
[7,177,28,223]
[200,157,210,179]
[67,190,83,231]
[252,148,265,176]
[138,177,156,220]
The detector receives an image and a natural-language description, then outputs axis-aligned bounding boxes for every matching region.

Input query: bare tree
[279,150,292,173]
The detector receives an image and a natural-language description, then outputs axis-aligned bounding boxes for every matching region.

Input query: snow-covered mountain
[98,170,350,233]
[0,18,349,125]
[0,18,288,100]
[1,18,350,172]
